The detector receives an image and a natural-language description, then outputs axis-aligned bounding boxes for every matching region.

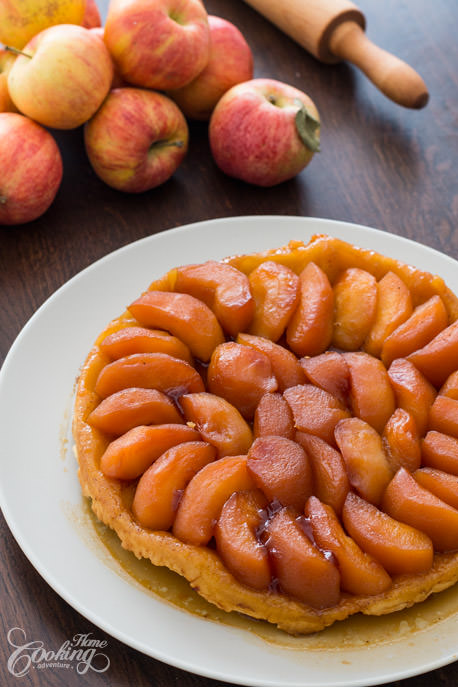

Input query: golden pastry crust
[73,235,458,635]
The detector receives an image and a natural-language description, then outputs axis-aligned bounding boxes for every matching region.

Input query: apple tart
[73,234,458,634]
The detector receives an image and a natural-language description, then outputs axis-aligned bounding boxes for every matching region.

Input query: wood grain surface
[1,0,457,685]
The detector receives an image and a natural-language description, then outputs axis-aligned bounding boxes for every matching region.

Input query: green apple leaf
[295,104,321,153]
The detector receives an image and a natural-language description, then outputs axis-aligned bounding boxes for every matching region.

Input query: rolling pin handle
[329,21,429,109]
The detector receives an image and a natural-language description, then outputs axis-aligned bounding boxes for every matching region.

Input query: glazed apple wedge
[174,260,254,336]
[128,291,224,361]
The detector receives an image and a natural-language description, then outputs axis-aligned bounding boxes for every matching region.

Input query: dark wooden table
[1,0,457,685]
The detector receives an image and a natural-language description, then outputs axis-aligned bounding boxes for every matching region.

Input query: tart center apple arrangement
[74,234,458,634]
[0,0,320,225]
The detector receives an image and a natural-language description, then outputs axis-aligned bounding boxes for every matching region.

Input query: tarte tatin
[73,234,458,634]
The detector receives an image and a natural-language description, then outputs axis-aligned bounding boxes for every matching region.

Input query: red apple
[209,78,321,187]
[82,0,102,28]
[89,27,125,88]
[7,24,114,130]
[104,0,210,90]
[0,113,63,225]
[0,50,18,113]
[84,87,189,193]
[169,15,254,121]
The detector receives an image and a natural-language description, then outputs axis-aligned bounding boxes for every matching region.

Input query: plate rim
[1,215,458,687]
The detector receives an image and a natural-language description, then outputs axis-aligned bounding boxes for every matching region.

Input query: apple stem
[4,45,33,59]
[295,103,321,153]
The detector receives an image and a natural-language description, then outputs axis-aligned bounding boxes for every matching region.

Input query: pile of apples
[0,0,321,226]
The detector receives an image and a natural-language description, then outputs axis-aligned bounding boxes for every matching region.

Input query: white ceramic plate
[1,216,458,687]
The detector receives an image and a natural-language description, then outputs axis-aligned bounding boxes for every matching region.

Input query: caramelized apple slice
[128,291,224,362]
[440,371,458,400]
[237,333,305,392]
[247,436,313,511]
[286,262,334,356]
[387,358,436,436]
[180,392,253,457]
[248,261,299,341]
[305,496,391,596]
[414,468,458,510]
[382,408,421,473]
[132,441,216,529]
[99,326,193,364]
[253,392,294,439]
[283,384,350,446]
[382,467,458,552]
[407,319,458,387]
[332,267,377,350]
[428,395,458,438]
[207,342,277,419]
[214,489,271,590]
[381,295,448,367]
[174,260,254,337]
[364,271,413,358]
[421,431,458,475]
[88,387,183,435]
[172,455,255,545]
[344,352,395,433]
[94,352,204,399]
[265,506,340,609]
[295,432,349,515]
[335,418,393,506]
[100,423,200,479]
[342,491,433,575]
[300,351,350,406]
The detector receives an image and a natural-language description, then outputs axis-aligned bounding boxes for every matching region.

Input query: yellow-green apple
[0,0,86,49]
[104,0,210,90]
[209,78,321,187]
[0,49,18,113]
[84,87,189,192]
[7,24,114,129]
[169,15,253,121]
[82,0,102,28]
[0,112,63,225]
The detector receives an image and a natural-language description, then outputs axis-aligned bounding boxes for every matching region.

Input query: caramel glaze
[84,497,458,650]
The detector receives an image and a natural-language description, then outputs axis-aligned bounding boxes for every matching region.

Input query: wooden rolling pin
[243,0,429,108]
